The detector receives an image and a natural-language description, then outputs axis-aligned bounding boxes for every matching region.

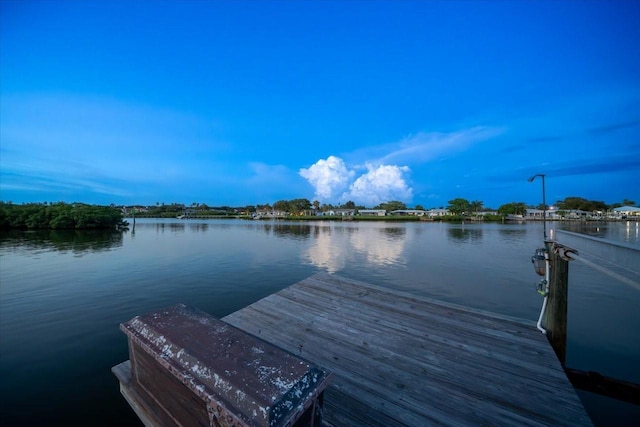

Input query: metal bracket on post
[552,243,578,262]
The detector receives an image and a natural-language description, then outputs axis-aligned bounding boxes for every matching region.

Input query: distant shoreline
[125,215,639,223]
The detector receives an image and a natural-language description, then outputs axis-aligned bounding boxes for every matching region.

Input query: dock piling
[542,241,571,365]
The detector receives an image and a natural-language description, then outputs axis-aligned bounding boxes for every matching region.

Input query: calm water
[1,219,638,426]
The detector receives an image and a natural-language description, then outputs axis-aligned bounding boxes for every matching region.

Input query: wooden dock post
[542,241,572,366]
[541,233,640,405]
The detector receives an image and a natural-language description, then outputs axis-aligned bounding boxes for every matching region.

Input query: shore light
[528,174,547,240]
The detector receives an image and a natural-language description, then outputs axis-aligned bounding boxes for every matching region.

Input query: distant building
[121,206,149,215]
[525,209,562,220]
[525,208,544,219]
[612,206,640,218]
[427,208,449,217]
[332,209,355,216]
[390,209,426,216]
[254,209,287,218]
[358,209,386,216]
[565,209,589,220]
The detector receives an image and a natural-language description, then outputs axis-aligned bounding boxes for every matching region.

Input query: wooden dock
[223,273,592,426]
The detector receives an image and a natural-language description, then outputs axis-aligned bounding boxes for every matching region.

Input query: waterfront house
[358,209,387,216]
[613,206,640,219]
[426,208,450,217]
[525,209,563,220]
[320,209,355,216]
[525,208,544,220]
[390,209,427,216]
[254,209,288,218]
[565,209,589,220]
[333,209,355,216]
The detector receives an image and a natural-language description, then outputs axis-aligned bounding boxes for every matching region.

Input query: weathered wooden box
[115,304,332,427]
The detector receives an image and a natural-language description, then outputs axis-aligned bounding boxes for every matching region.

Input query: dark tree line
[445,197,637,218]
[555,197,635,212]
[0,202,124,229]
[139,203,245,217]
[272,198,313,215]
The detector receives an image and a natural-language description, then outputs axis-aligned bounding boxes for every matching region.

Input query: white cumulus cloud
[299,126,503,206]
[299,156,354,200]
[300,156,413,206]
[345,164,412,206]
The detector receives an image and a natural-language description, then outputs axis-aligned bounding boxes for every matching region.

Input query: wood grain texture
[112,361,165,427]
[223,273,592,427]
[544,242,569,365]
[118,304,331,427]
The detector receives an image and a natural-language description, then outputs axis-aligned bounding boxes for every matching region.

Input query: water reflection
[147,222,186,234]
[189,223,209,232]
[0,229,124,256]
[557,222,640,246]
[0,219,637,425]
[626,221,640,245]
[271,224,311,240]
[381,227,406,237]
[306,226,348,273]
[498,228,527,238]
[447,226,483,244]
[136,221,222,234]
[305,224,409,272]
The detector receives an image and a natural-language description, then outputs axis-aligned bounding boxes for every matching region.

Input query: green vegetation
[374,200,407,211]
[0,202,125,229]
[609,199,637,208]
[135,203,243,218]
[555,197,607,212]
[1,228,124,253]
[497,202,528,216]
[133,195,635,222]
[446,198,471,215]
[139,203,188,218]
[273,198,313,215]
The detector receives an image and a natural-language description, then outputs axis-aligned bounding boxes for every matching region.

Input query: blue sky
[1,0,639,209]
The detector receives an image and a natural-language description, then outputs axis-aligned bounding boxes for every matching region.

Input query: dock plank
[223,272,592,426]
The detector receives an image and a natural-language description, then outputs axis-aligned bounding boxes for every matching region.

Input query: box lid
[121,304,331,427]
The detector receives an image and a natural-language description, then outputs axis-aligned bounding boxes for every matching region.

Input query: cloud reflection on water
[304,223,410,273]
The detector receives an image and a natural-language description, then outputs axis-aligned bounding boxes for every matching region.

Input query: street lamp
[528,174,547,240]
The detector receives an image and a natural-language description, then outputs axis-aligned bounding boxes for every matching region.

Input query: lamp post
[528,174,547,240]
